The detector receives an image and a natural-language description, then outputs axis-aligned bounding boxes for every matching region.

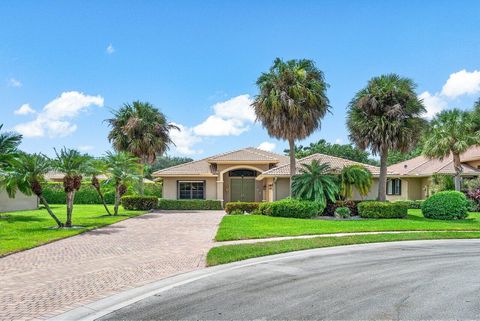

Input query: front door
[230,177,255,202]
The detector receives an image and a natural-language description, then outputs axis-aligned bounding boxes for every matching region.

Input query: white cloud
[8,78,22,87]
[334,138,343,144]
[14,91,104,138]
[14,104,35,115]
[169,123,203,155]
[106,44,115,54]
[78,145,94,152]
[419,91,448,119]
[441,69,480,98]
[193,94,255,136]
[258,141,276,152]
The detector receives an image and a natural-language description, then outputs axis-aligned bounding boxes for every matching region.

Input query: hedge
[225,202,260,214]
[157,199,222,210]
[358,201,408,219]
[259,198,322,219]
[122,196,158,210]
[421,191,468,220]
[324,200,361,216]
[393,200,424,209]
[42,182,161,204]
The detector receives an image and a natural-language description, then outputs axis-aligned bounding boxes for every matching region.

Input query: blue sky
[1,1,480,159]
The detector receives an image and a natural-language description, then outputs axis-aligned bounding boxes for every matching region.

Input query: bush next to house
[259,198,322,219]
[324,200,361,216]
[157,199,222,210]
[358,201,408,219]
[393,200,424,209]
[121,196,158,210]
[334,206,351,218]
[421,191,468,220]
[225,202,259,214]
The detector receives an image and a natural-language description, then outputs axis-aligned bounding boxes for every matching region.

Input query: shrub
[324,200,361,216]
[225,202,259,214]
[358,201,408,219]
[334,207,351,218]
[466,199,479,212]
[156,199,222,210]
[229,209,245,215]
[122,196,158,210]
[393,200,424,209]
[259,198,323,219]
[421,191,468,220]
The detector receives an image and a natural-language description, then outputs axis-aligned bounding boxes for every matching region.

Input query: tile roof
[260,153,383,176]
[153,147,289,177]
[387,151,480,177]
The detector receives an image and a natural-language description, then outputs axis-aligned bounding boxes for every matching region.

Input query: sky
[1,0,480,159]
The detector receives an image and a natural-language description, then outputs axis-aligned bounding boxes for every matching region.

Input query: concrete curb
[48,238,480,321]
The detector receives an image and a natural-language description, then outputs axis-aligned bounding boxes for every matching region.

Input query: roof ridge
[243,147,278,160]
[152,156,213,174]
[301,153,381,169]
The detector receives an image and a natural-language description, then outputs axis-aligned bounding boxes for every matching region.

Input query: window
[229,169,257,177]
[178,181,205,199]
[386,179,402,195]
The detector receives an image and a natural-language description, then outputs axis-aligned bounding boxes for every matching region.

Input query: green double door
[230,178,255,202]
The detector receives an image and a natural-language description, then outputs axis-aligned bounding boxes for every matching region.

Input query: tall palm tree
[103,151,140,215]
[347,74,426,201]
[84,157,111,215]
[0,124,22,170]
[1,153,63,227]
[52,148,89,227]
[339,165,373,200]
[106,101,178,194]
[291,160,338,209]
[423,109,480,191]
[252,58,330,194]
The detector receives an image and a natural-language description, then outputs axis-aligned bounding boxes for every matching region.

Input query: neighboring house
[386,146,480,200]
[0,190,38,212]
[153,147,386,204]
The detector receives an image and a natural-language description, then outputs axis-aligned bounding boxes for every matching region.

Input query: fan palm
[52,148,90,227]
[84,157,111,215]
[103,151,140,215]
[106,101,178,194]
[339,165,373,200]
[423,109,480,191]
[0,124,22,170]
[1,153,63,227]
[292,159,338,209]
[347,74,426,201]
[253,58,330,194]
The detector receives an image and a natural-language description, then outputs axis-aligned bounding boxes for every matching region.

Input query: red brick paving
[0,210,224,321]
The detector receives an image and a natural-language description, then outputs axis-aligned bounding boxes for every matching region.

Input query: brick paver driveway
[0,210,224,321]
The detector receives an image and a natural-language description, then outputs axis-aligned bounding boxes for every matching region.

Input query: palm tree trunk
[39,195,64,227]
[288,138,296,197]
[114,185,121,215]
[65,191,75,227]
[95,186,112,215]
[138,157,145,195]
[377,147,388,201]
[453,153,463,191]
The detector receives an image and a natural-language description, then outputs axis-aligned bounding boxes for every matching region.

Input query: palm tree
[347,74,426,201]
[52,148,89,227]
[291,160,338,209]
[85,157,111,215]
[106,101,178,194]
[1,153,63,227]
[339,165,373,200]
[253,58,330,194]
[423,109,480,191]
[103,151,140,215]
[0,124,22,170]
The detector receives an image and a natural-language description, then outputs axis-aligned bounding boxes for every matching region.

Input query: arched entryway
[229,169,257,202]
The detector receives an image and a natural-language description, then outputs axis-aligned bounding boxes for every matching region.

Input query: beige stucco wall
[161,177,217,200]
[0,190,38,212]
[351,178,379,200]
[274,177,290,201]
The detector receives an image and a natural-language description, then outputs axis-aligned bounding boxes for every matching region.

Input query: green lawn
[208,231,480,266]
[0,204,147,256]
[215,209,480,241]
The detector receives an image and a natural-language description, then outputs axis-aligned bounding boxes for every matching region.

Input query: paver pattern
[0,210,224,321]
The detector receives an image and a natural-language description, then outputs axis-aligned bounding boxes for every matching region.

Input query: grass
[0,204,147,256]
[215,209,480,241]
[207,231,480,266]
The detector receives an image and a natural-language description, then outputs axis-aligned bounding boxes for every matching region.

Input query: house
[386,146,480,200]
[153,147,386,204]
[0,190,38,212]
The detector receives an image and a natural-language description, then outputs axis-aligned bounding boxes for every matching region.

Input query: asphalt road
[99,240,480,320]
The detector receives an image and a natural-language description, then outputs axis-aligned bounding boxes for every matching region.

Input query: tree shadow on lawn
[1,215,46,223]
[406,213,478,223]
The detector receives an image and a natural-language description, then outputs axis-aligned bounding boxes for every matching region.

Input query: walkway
[0,210,224,321]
